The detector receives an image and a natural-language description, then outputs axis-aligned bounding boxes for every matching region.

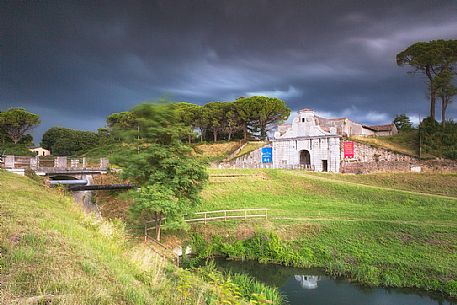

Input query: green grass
[350,131,427,158]
[308,171,457,198]
[232,141,267,159]
[0,170,252,304]
[195,169,457,297]
[192,141,242,162]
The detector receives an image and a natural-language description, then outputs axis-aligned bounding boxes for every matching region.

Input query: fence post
[5,156,15,169]
[265,209,268,220]
[244,210,247,221]
[144,222,147,243]
[30,156,39,170]
[224,210,227,222]
[204,212,207,225]
[100,158,109,170]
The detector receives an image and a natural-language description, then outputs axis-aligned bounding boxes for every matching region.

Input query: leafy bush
[0,143,35,156]
[190,232,314,268]
[421,118,457,159]
[194,262,284,305]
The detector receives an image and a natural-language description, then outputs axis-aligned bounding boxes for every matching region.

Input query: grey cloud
[1,0,456,141]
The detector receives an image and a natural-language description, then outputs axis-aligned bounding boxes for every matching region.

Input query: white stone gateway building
[272,109,341,172]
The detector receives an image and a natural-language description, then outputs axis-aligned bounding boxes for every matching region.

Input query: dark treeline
[107,96,291,143]
[37,96,290,156]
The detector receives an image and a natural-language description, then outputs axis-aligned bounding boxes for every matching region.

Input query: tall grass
[0,170,248,304]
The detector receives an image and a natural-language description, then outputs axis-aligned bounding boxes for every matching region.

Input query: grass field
[0,170,250,305]
[195,169,457,297]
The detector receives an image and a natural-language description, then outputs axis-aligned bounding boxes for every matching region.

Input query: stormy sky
[1,0,456,142]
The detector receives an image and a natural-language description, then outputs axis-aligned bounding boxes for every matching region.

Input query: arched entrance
[299,150,311,169]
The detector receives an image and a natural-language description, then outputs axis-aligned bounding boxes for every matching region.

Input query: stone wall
[420,159,457,173]
[341,141,417,173]
[217,146,273,169]
[340,141,457,173]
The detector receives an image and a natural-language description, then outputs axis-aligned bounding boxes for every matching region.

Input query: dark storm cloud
[1,0,456,140]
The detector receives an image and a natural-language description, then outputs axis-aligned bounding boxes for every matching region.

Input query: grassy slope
[350,131,422,157]
[0,170,236,305]
[309,172,457,198]
[232,141,267,159]
[192,141,241,162]
[197,169,457,296]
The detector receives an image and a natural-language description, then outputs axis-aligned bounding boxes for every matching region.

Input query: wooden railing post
[265,209,268,220]
[144,221,147,243]
[244,210,247,220]
[224,210,227,222]
[204,212,207,225]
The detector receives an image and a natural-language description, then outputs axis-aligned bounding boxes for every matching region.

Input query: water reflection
[214,259,456,305]
[294,275,319,289]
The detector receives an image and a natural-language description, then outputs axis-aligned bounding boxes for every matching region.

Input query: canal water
[215,259,456,305]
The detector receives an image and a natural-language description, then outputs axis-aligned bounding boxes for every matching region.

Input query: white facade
[272,109,340,172]
[30,147,51,156]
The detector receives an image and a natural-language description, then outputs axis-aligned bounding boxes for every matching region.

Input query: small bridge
[0,155,109,177]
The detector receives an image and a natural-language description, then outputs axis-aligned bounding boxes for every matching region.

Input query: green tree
[397,39,457,121]
[236,96,290,140]
[175,102,201,143]
[204,102,227,142]
[434,68,457,127]
[0,108,40,144]
[41,127,99,155]
[234,97,255,140]
[223,102,241,141]
[113,103,208,241]
[106,111,137,129]
[194,106,210,142]
[393,114,413,131]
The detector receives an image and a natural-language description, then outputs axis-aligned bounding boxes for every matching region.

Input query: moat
[215,259,456,305]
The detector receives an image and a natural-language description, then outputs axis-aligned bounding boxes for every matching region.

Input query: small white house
[30,147,51,156]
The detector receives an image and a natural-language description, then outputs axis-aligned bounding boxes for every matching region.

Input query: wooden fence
[144,208,268,234]
[142,208,268,261]
[187,208,268,224]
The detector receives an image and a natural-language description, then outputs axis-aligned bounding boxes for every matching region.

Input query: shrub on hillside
[421,118,457,160]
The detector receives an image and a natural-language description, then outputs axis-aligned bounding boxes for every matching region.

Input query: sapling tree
[114,102,208,241]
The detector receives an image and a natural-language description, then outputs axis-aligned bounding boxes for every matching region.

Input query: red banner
[343,141,354,158]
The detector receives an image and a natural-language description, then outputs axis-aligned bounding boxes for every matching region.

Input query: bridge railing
[0,155,109,171]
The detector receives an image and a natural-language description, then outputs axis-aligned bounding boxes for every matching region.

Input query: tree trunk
[155,212,161,242]
[243,124,247,140]
[228,131,232,141]
[426,66,436,121]
[431,91,436,121]
[441,96,448,128]
[260,122,267,140]
[213,129,217,142]
[188,134,191,144]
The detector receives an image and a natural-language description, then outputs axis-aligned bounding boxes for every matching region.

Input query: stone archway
[299,150,311,169]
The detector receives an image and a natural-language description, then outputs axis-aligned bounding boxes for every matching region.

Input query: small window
[302,118,305,122]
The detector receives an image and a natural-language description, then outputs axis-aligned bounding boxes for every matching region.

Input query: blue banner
[261,147,272,163]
